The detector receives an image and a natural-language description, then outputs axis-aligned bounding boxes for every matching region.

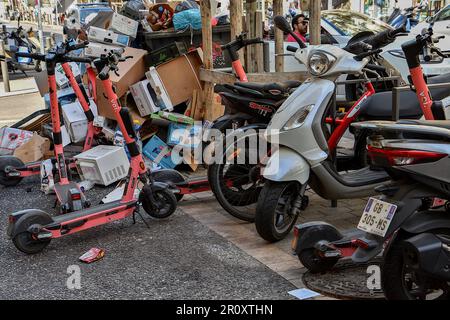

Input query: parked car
[412,4,450,50]
[268,10,450,100]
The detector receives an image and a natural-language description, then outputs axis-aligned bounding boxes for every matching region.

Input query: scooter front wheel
[255,180,304,242]
[0,156,24,187]
[142,188,177,219]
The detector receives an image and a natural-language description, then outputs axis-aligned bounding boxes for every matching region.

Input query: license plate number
[357,197,397,237]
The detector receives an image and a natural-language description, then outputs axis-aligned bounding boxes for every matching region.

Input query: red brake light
[367,145,447,167]
[293,226,300,237]
[352,238,369,250]
[71,193,82,201]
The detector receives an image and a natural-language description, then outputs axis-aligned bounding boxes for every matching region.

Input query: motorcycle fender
[262,147,310,184]
[401,211,450,235]
[7,209,53,239]
[150,181,170,192]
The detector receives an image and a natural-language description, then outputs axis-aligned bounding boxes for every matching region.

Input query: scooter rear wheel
[12,214,53,254]
[298,248,339,274]
[0,156,24,187]
[142,188,177,219]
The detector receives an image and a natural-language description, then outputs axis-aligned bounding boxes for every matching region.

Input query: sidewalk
[0,77,44,127]
[0,18,63,34]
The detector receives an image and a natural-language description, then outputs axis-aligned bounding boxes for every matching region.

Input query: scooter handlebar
[64,56,92,64]
[67,41,89,52]
[354,48,383,61]
[364,25,407,50]
[14,51,46,61]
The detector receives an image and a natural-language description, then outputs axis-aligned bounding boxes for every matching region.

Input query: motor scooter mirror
[274,15,292,33]
[274,15,306,48]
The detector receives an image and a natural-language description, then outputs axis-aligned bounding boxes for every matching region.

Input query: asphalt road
[0,175,295,299]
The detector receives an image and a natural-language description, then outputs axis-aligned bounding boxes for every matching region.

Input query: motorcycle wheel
[298,248,339,274]
[255,180,302,242]
[0,156,24,187]
[381,236,450,300]
[208,127,267,222]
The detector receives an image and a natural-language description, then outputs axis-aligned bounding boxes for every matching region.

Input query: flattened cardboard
[155,50,203,107]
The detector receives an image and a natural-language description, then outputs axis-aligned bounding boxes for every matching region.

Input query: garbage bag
[174,0,199,13]
[173,9,202,31]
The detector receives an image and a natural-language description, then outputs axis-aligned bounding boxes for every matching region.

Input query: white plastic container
[74,145,130,186]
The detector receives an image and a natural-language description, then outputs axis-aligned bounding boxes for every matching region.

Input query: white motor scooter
[255,17,399,242]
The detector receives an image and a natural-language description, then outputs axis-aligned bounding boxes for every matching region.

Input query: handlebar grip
[14,51,46,61]
[354,48,382,61]
[68,41,89,52]
[99,65,111,79]
[65,56,92,64]
[244,38,264,46]
[364,25,406,50]
[366,64,386,73]
[286,45,298,53]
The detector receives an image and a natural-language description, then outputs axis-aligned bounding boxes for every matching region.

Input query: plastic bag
[174,0,199,13]
[173,9,202,31]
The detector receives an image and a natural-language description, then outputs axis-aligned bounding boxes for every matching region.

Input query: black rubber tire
[0,156,24,187]
[255,180,301,242]
[381,238,450,300]
[208,163,260,222]
[12,214,53,254]
[298,248,339,274]
[142,188,177,219]
[151,170,186,202]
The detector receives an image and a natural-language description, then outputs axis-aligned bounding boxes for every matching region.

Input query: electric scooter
[2,41,94,214]
[7,50,177,254]
[0,40,101,188]
[291,25,450,284]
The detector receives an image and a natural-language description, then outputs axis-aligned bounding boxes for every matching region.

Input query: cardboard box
[109,13,139,38]
[95,47,148,119]
[129,79,162,117]
[13,134,50,163]
[0,127,34,156]
[62,100,98,143]
[145,67,174,111]
[154,50,203,107]
[142,135,181,169]
[84,42,123,58]
[55,62,81,88]
[88,26,130,47]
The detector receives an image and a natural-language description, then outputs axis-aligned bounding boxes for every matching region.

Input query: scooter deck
[50,200,137,224]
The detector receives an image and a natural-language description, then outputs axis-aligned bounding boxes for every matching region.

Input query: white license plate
[357,197,397,237]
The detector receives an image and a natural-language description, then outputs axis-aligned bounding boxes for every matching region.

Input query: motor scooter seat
[397,119,450,130]
[359,73,450,120]
[235,80,301,93]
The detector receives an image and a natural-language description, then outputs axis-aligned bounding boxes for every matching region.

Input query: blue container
[167,123,202,148]
[44,87,77,109]
[143,135,181,169]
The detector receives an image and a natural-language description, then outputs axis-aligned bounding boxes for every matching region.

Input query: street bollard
[0,39,11,93]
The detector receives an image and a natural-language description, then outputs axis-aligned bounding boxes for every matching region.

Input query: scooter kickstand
[134,208,150,229]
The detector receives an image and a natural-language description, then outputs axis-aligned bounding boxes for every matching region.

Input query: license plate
[357,197,397,237]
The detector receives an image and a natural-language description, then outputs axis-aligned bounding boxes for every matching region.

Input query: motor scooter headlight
[282,104,314,131]
[308,52,335,76]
